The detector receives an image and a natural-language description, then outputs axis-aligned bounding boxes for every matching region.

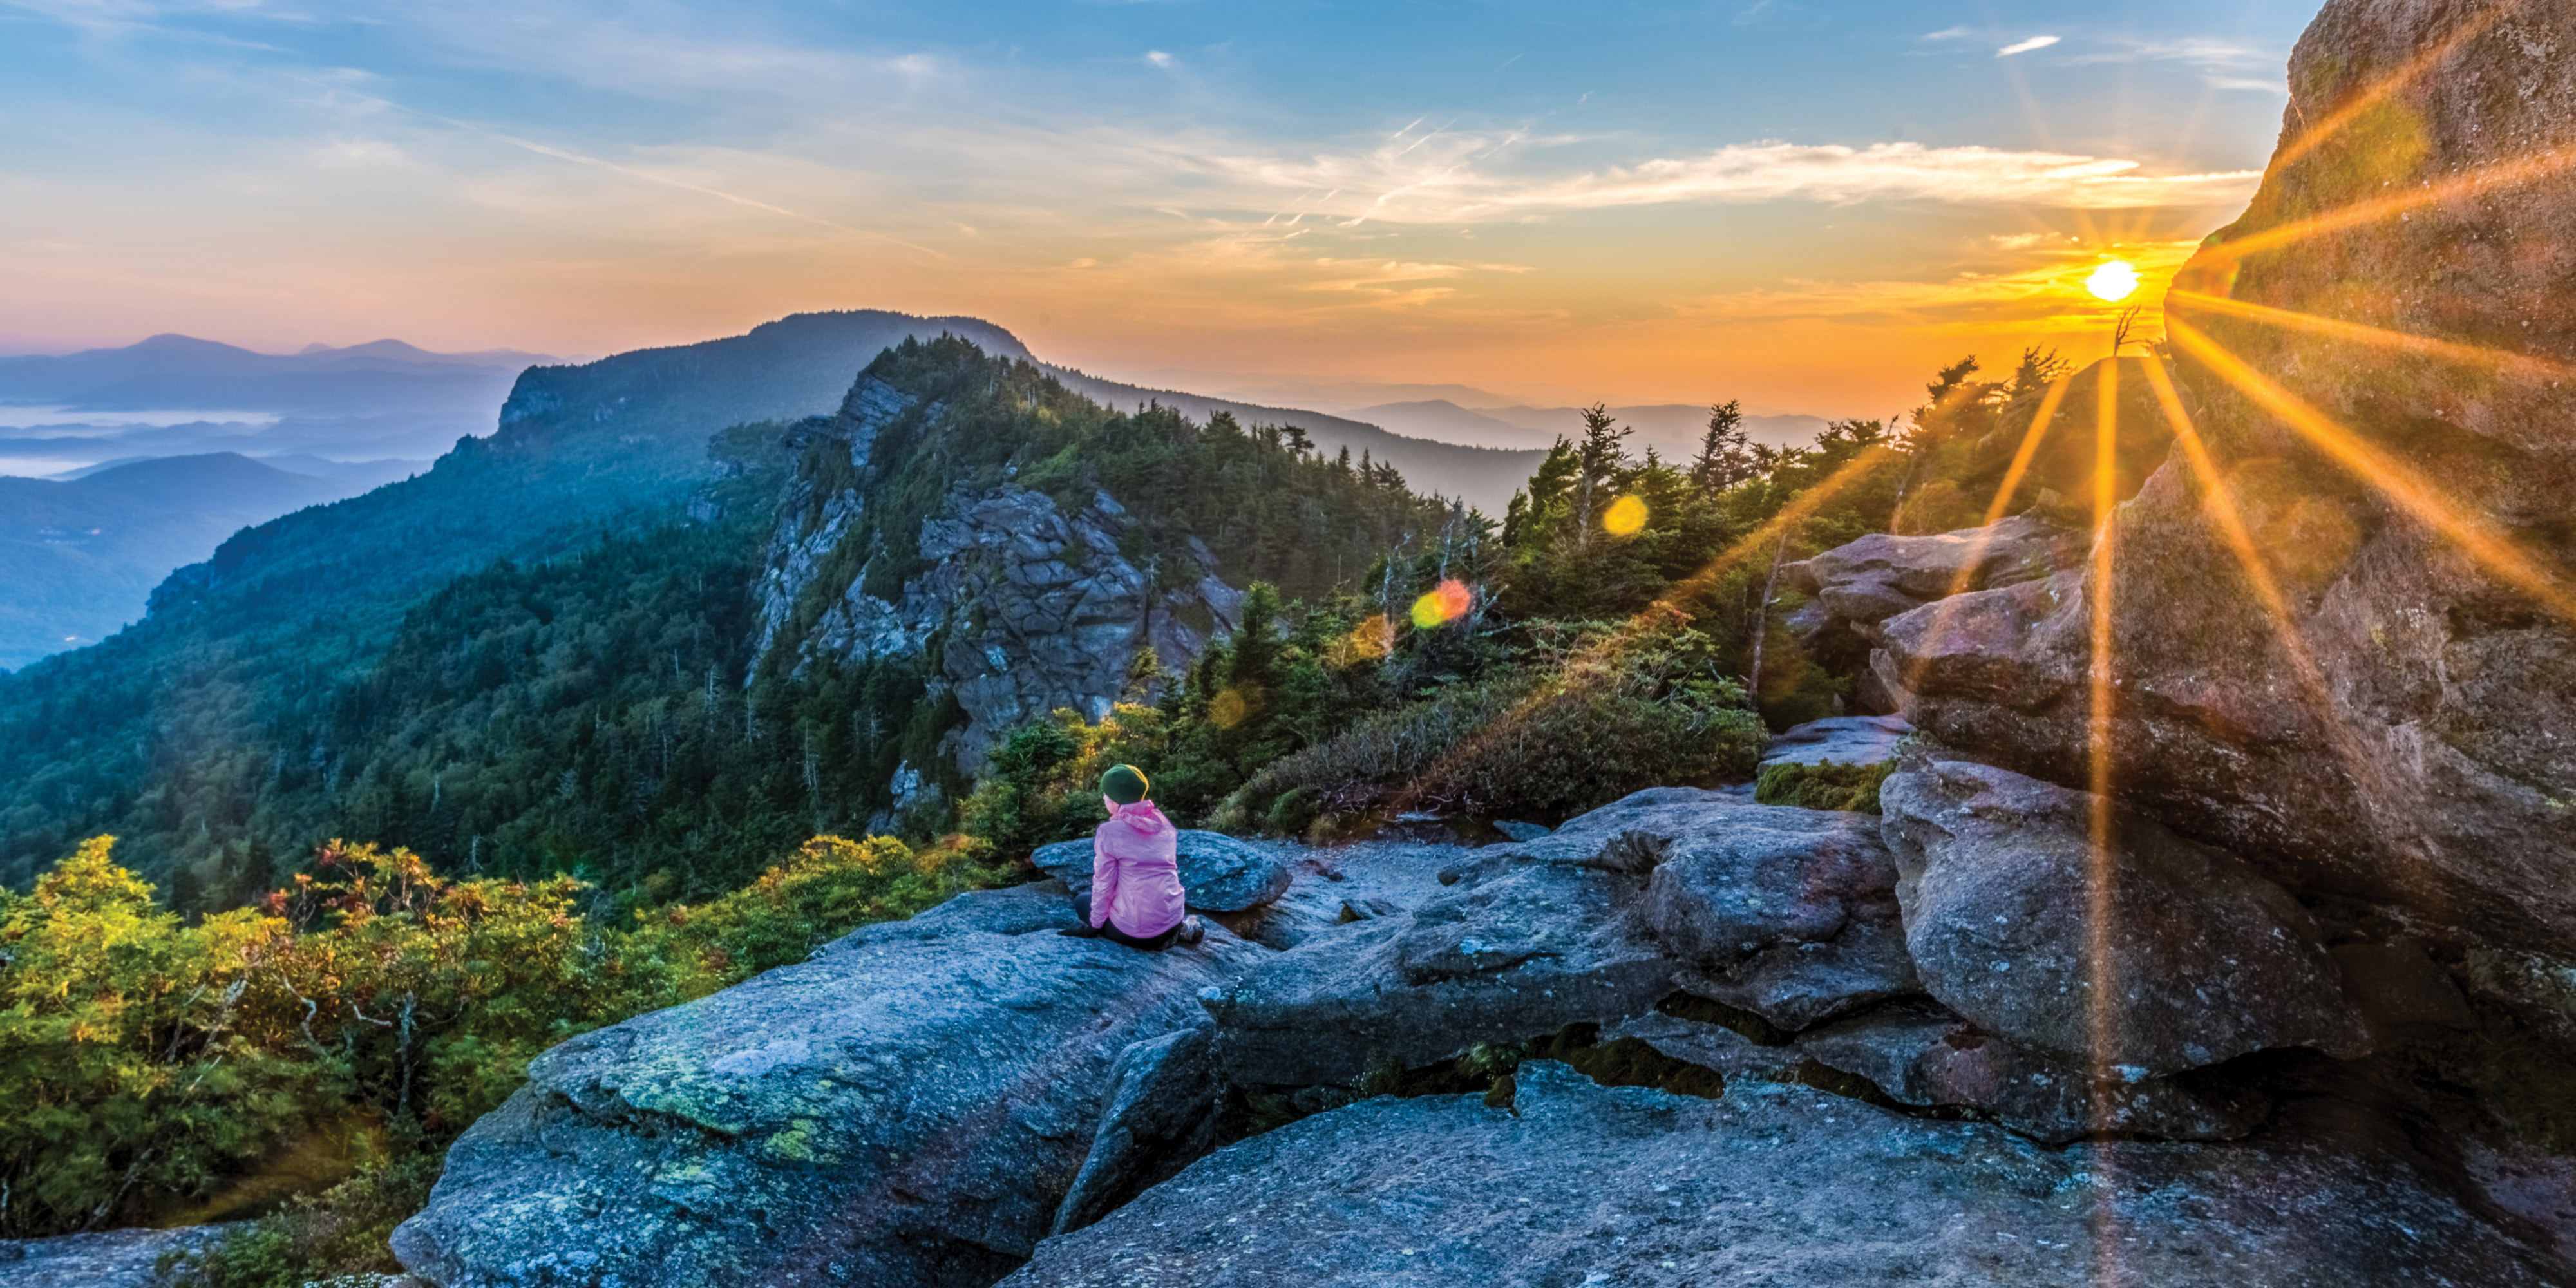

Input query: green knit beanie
[1101,764,1151,805]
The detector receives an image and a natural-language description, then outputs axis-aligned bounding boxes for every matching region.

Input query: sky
[0,0,2320,417]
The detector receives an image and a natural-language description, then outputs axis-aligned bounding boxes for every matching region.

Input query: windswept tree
[1571,403,1630,548]
[1690,399,1759,495]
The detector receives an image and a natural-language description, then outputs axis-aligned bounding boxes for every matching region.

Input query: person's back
[1061,764,1199,950]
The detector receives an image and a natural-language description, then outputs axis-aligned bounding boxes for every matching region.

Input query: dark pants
[1071,892,1182,951]
[1098,920,1182,952]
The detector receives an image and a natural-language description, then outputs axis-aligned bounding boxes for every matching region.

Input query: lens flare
[1602,495,1649,536]
[2085,261,2141,303]
[1337,614,1395,664]
[1207,687,1251,729]
[1410,579,1473,629]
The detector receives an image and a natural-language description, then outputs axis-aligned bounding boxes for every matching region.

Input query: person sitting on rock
[1058,764,1204,950]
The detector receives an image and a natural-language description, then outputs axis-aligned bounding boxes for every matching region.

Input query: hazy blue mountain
[0,453,361,668]
[1043,370,1539,514]
[0,334,552,415]
[1354,399,1829,460]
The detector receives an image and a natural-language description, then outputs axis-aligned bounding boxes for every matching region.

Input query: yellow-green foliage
[0,831,997,1242]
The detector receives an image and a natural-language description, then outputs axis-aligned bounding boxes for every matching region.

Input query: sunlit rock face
[1885,0,2576,998]
[748,376,1242,777]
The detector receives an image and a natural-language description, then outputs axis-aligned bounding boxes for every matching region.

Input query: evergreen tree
[1571,404,1629,547]
[1691,399,1757,494]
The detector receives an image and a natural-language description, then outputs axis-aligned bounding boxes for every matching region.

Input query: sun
[2085,260,2142,303]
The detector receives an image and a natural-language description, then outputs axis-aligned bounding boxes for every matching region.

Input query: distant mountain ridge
[0,308,1551,889]
[0,453,381,668]
[1349,399,1828,460]
[0,334,554,414]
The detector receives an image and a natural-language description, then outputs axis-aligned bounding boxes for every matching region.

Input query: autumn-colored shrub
[0,831,1001,1247]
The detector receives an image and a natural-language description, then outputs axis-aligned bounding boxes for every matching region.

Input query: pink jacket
[1092,800,1186,938]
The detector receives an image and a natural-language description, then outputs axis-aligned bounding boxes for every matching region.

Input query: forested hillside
[0,312,1027,892]
[0,334,1468,907]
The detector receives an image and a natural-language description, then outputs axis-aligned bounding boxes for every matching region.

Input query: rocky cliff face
[748,375,1243,791]
[1882,0,2576,1010]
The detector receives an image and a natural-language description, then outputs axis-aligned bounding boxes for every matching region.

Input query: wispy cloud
[1193,135,2257,224]
[2058,35,2271,69]
[1996,35,2060,57]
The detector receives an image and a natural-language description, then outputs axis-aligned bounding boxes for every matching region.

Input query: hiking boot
[1177,915,1206,946]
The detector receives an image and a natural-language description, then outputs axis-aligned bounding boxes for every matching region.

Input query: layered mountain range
[0,312,1501,898]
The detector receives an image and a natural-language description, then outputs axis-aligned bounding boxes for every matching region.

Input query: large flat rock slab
[1000,1062,2572,1287]
[392,886,1264,1288]
[0,1226,230,1288]
[1205,849,1674,1089]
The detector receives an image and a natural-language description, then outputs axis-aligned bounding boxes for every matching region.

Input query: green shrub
[175,1153,440,1288]
[1754,760,1894,813]
[1231,668,1763,828]
[1264,786,1322,838]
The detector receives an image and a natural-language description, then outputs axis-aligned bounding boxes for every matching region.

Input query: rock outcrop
[750,376,1244,777]
[999,1061,2571,1287]
[1783,516,2080,711]
[1881,0,2576,1007]
[392,886,1262,1288]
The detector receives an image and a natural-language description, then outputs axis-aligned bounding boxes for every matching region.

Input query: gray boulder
[1051,1022,1224,1236]
[1796,999,2268,1145]
[999,1061,2570,1287]
[392,886,1264,1288]
[1205,850,1674,1088]
[1565,789,1918,1028]
[1880,757,2371,1077]
[1788,515,2076,647]
[1032,830,1293,914]
[0,1226,231,1288]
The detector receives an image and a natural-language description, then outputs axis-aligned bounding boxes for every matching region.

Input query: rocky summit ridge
[187,0,2576,1282]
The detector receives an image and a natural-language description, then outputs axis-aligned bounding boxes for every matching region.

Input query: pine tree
[1571,404,1629,549]
[1691,399,1756,494]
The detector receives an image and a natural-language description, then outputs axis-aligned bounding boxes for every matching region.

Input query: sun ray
[2267,0,2519,173]
[2136,354,2444,918]
[1892,373,2077,694]
[2166,317,2576,623]
[2085,352,2125,1282]
[2196,146,2576,267]
[2168,290,2576,384]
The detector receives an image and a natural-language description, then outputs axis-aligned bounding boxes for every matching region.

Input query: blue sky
[0,0,2318,412]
